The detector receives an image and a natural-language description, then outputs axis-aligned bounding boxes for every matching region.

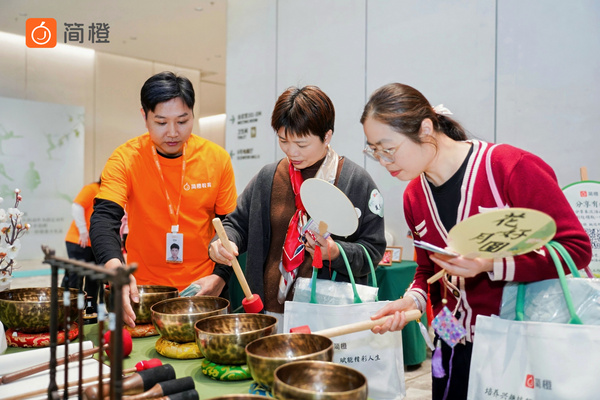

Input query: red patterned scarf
[277,145,339,304]
[281,161,307,272]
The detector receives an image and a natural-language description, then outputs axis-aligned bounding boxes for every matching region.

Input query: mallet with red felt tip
[84,363,176,400]
[104,328,134,358]
[134,358,162,371]
[289,309,422,337]
[212,217,264,313]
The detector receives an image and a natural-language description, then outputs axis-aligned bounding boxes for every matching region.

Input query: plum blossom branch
[1,188,30,276]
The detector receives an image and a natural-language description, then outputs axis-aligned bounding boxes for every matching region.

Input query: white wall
[226,0,278,194]
[226,0,600,256]
[496,0,600,184]
[199,114,227,148]
[0,33,218,258]
[0,33,220,184]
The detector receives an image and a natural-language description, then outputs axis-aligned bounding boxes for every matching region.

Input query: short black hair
[271,85,335,141]
[170,243,180,250]
[140,71,195,115]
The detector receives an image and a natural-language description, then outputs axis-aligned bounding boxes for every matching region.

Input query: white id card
[166,232,183,263]
[413,240,459,257]
[301,218,331,239]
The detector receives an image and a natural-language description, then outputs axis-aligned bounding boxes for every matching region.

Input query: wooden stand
[41,245,136,400]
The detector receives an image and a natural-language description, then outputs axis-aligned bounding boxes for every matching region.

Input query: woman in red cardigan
[360,82,592,400]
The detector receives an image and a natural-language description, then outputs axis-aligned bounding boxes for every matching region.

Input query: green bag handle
[515,240,583,325]
[309,243,378,304]
[547,241,581,277]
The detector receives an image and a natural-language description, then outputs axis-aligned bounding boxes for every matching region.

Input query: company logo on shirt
[184,182,212,191]
[525,374,535,388]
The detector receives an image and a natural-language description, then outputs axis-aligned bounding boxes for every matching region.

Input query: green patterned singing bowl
[272,360,368,400]
[105,285,178,324]
[151,296,230,343]
[0,287,79,333]
[195,313,278,365]
[245,333,334,390]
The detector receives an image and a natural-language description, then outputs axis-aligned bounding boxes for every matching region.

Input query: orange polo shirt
[65,182,101,245]
[97,133,237,290]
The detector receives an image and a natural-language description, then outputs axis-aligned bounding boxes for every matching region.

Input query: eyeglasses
[363,144,399,163]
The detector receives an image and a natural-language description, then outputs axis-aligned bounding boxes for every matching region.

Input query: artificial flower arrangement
[1,189,30,288]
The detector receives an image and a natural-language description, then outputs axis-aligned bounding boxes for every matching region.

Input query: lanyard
[151,143,187,232]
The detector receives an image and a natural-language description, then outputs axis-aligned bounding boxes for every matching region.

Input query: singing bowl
[105,284,178,324]
[205,396,266,400]
[0,287,79,333]
[272,361,368,400]
[151,296,230,343]
[195,313,278,365]
[245,333,334,390]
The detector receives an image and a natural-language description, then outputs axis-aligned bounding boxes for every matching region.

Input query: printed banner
[0,96,84,260]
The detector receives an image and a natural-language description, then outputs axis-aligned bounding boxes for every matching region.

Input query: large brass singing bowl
[0,287,79,333]
[245,333,334,390]
[151,296,229,343]
[195,313,278,365]
[105,284,178,324]
[272,360,368,400]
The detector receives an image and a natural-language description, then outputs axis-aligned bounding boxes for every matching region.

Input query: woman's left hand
[304,230,339,261]
[429,253,493,278]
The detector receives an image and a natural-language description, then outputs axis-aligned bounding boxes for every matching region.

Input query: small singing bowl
[272,360,368,400]
[245,333,334,390]
[151,296,230,343]
[0,287,79,333]
[105,284,178,324]
[195,313,278,365]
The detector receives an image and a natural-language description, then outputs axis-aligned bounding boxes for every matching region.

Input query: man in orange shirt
[90,71,237,328]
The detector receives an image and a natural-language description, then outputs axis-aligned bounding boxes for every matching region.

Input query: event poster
[562,181,600,276]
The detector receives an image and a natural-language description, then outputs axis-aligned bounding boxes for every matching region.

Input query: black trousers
[62,241,100,311]
[432,337,473,400]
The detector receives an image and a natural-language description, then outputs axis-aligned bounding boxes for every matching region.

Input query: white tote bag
[467,315,600,399]
[284,243,405,400]
[468,242,600,399]
[284,300,405,400]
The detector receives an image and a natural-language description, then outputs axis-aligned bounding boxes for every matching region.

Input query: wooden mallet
[212,217,263,313]
[152,389,199,400]
[84,363,176,400]
[289,309,422,337]
[0,335,131,386]
[119,376,195,400]
[2,359,163,400]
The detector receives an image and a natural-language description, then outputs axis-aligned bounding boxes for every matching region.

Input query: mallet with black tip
[83,364,176,400]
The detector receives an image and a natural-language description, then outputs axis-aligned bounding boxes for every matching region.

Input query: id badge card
[166,232,183,263]
[301,218,331,239]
